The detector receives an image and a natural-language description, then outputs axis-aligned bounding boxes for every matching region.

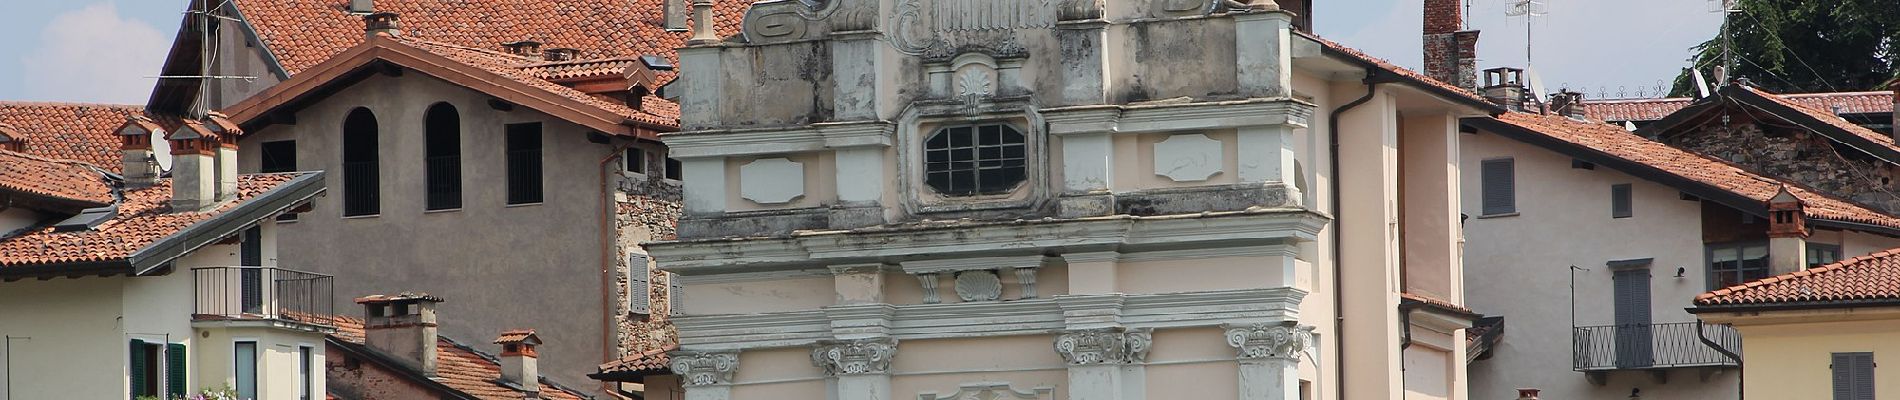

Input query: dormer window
[924,123,1025,196]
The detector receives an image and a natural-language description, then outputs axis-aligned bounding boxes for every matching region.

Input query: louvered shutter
[1835,352,1876,400]
[1854,353,1876,400]
[668,272,685,316]
[166,343,187,398]
[1612,184,1632,218]
[629,254,651,315]
[1481,159,1516,215]
[129,339,146,400]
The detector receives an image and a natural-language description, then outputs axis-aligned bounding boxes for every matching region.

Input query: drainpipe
[598,138,637,394]
[1328,68,1391,400]
[1696,320,1744,399]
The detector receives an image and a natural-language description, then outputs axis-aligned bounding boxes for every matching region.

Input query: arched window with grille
[424,103,461,210]
[342,107,380,216]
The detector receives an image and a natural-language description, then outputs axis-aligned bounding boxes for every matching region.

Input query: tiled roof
[395,36,677,126]
[329,316,587,400]
[0,150,113,206]
[1488,112,1900,230]
[232,0,751,76]
[0,173,307,268]
[1584,91,1893,122]
[520,57,643,82]
[493,329,538,345]
[1739,86,1900,150]
[1696,248,1900,308]
[1400,292,1476,316]
[1293,31,1495,108]
[0,102,149,171]
[596,344,675,376]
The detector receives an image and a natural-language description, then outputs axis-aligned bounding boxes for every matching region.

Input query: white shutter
[668,272,685,316]
[628,254,651,315]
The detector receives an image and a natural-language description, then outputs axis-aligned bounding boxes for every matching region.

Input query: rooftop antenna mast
[150,0,258,117]
[1710,0,1741,85]
[1506,0,1548,69]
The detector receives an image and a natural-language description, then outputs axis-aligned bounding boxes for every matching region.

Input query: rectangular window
[260,140,297,173]
[1834,352,1875,400]
[129,339,159,399]
[625,148,647,174]
[235,341,258,400]
[1707,242,1770,289]
[506,123,544,205]
[299,346,314,400]
[1481,158,1516,215]
[1612,183,1633,218]
[1810,243,1843,268]
[664,157,683,181]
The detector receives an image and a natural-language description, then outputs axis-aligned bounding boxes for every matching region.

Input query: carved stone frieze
[742,0,879,44]
[1224,324,1314,361]
[888,0,1059,55]
[919,382,1056,400]
[1054,328,1153,365]
[670,351,739,386]
[1151,0,1217,18]
[955,270,1003,302]
[811,338,899,376]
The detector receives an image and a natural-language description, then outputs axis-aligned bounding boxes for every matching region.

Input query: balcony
[192,267,336,330]
[1573,322,1740,373]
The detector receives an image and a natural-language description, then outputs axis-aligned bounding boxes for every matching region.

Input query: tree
[1669,0,1900,96]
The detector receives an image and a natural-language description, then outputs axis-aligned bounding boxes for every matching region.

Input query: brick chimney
[0,123,22,152]
[1424,0,1480,91]
[357,293,444,377]
[167,121,219,211]
[364,12,401,38]
[1766,186,1809,276]
[543,48,580,62]
[493,329,543,395]
[503,41,544,61]
[116,116,165,187]
[1483,67,1528,112]
[205,113,241,201]
[1548,90,1586,119]
[1516,388,1541,400]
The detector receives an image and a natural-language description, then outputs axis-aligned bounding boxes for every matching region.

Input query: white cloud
[20,3,170,104]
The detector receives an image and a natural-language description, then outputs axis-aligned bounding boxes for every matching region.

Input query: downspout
[1329,68,1385,400]
[1398,305,1414,400]
[598,138,636,394]
[1696,320,1744,399]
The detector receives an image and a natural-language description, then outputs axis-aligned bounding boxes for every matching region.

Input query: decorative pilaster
[918,273,943,304]
[1225,324,1315,400]
[671,351,739,400]
[1055,328,1152,400]
[1014,267,1040,299]
[814,338,898,400]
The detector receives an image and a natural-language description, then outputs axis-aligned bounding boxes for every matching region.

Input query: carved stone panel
[1224,324,1314,361]
[887,0,1060,55]
[1054,328,1153,365]
[1150,0,1216,18]
[955,270,1003,302]
[671,351,739,386]
[812,338,899,376]
[739,157,806,204]
[919,382,1055,400]
[1153,133,1224,182]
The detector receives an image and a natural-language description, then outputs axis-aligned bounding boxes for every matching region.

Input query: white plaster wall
[1400,114,1461,302]
[198,326,326,399]
[1460,128,1738,400]
[1116,255,1287,295]
[1839,230,1900,259]
[0,277,127,399]
[1403,346,1451,400]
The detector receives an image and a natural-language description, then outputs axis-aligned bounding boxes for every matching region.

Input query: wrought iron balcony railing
[192,267,336,329]
[1573,322,1740,371]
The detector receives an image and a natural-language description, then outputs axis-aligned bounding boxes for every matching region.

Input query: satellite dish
[1526,68,1550,104]
[1692,68,1712,98]
[1624,121,1638,131]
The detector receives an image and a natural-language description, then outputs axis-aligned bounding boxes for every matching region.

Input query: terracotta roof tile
[520,57,644,82]
[0,150,113,206]
[1696,248,1900,307]
[0,173,305,268]
[0,102,152,171]
[597,344,675,375]
[1490,112,1900,230]
[393,36,678,127]
[1400,292,1475,316]
[329,316,587,400]
[1293,31,1492,107]
[1584,91,1894,122]
[1739,86,1900,151]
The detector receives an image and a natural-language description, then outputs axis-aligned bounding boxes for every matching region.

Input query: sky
[0,0,1723,105]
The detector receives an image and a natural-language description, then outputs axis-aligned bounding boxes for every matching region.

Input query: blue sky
[0,0,1721,105]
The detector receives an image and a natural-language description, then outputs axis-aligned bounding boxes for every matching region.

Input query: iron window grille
[425,103,462,210]
[506,123,544,205]
[342,108,379,217]
[924,123,1026,196]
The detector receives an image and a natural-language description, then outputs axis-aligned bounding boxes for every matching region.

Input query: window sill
[424,208,462,214]
[342,214,380,220]
[1474,212,1519,219]
[505,202,544,208]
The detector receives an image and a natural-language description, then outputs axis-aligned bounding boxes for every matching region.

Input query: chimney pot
[116,117,164,187]
[357,293,444,377]
[0,124,23,152]
[544,48,580,62]
[1766,186,1810,274]
[167,121,220,211]
[494,329,543,395]
[503,41,545,60]
[1549,90,1586,119]
[364,12,401,38]
[1483,67,1529,112]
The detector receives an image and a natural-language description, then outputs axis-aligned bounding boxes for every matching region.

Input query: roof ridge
[0,148,109,170]
[397,37,532,64]
[0,101,143,109]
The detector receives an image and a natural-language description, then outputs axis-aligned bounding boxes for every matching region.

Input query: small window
[1480,158,1516,215]
[625,148,647,174]
[923,123,1027,196]
[1611,183,1633,218]
[664,157,683,181]
[299,346,314,400]
[1810,243,1843,267]
[1707,242,1769,289]
[260,140,297,173]
[1833,352,1875,400]
[506,123,544,205]
[342,108,380,217]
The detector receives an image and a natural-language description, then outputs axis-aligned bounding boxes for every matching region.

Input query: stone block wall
[613,153,685,358]
[1666,122,1900,213]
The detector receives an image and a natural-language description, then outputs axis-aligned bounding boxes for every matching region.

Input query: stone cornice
[664,121,895,158]
[1042,99,1315,136]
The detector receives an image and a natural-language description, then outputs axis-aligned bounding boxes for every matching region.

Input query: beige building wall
[1705,314,1900,399]
[0,277,132,399]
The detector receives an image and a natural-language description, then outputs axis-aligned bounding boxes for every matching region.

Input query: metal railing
[1573,322,1740,371]
[425,155,462,210]
[192,267,335,328]
[343,161,379,216]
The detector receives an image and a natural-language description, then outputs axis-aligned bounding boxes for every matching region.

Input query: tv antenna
[1709,0,1741,85]
[1505,0,1548,68]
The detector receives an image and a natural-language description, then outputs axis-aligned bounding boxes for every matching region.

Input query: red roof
[1584,91,1893,122]
[1293,31,1493,108]
[0,150,113,206]
[233,0,750,76]
[1697,248,1900,308]
[596,343,675,376]
[1488,112,1900,230]
[0,173,307,268]
[329,316,587,400]
[395,36,677,126]
[0,102,151,171]
[1739,86,1899,150]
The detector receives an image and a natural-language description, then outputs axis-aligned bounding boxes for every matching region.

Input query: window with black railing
[193,267,335,328]
[425,103,462,210]
[343,108,380,216]
[506,122,543,205]
[1572,322,1740,371]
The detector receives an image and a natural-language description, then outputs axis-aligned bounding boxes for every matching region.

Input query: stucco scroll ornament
[811,338,899,376]
[1224,324,1315,361]
[1054,328,1154,365]
[743,0,878,43]
[886,0,936,55]
[670,351,739,386]
[957,69,994,106]
[954,270,1003,302]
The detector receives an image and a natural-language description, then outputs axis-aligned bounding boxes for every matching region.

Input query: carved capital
[670,351,739,386]
[811,338,898,376]
[1224,324,1314,361]
[1054,328,1152,365]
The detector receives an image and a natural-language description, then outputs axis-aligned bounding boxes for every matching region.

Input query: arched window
[424,103,461,210]
[342,108,380,216]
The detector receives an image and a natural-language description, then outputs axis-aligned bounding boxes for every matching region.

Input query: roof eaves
[324,337,482,400]
[1725,85,1900,165]
[1462,116,1769,216]
[127,172,325,275]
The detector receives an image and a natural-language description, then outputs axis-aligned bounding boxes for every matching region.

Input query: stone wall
[1665,121,1900,213]
[612,152,684,358]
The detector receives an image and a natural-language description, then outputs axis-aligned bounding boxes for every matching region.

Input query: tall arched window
[342,107,380,216]
[424,103,461,210]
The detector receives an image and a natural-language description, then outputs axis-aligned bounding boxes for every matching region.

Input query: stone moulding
[811,338,899,375]
[918,382,1056,400]
[1042,99,1314,137]
[670,351,739,386]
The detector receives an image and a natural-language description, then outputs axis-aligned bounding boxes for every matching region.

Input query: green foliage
[1670,0,1900,95]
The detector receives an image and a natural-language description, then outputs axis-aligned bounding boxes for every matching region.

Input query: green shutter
[166,343,188,398]
[129,339,146,400]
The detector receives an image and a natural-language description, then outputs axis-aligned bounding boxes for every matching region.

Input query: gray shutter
[628,254,651,315]
[1835,352,1876,400]
[1612,184,1632,218]
[1481,159,1516,215]
[668,272,685,316]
